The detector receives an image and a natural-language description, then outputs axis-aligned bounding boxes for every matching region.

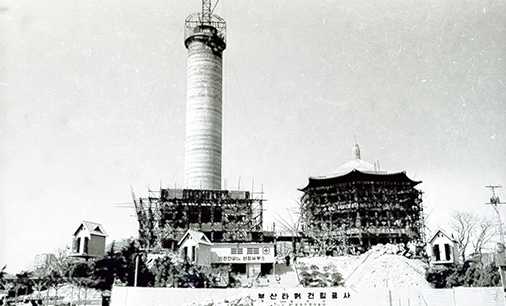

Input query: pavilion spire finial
[353,142,361,160]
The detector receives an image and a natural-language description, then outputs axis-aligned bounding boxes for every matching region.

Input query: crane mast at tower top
[201,0,212,23]
[184,0,226,48]
[199,0,221,24]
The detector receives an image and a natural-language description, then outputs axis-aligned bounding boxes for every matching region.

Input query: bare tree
[451,212,497,263]
[274,201,303,236]
[47,248,72,302]
[472,217,497,257]
[273,201,304,256]
[451,211,478,262]
[31,266,49,301]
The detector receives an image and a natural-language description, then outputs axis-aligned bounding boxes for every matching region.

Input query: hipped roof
[300,169,421,191]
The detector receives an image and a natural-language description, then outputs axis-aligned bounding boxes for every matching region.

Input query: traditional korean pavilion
[299,144,424,255]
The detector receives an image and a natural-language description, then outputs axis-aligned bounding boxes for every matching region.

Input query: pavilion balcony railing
[321,227,417,236]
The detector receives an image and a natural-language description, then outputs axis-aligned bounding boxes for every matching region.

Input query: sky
[1,0,505,273]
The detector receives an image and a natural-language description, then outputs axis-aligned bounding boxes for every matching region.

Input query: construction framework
[300,170,424,255]
[134,188,266,249]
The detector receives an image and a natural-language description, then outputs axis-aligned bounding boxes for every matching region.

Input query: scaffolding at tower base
[134,188,266,250]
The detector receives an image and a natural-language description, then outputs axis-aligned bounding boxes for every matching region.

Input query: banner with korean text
[110,286,505,306]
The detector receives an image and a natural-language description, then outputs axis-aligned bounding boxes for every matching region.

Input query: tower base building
[134,188,269,250]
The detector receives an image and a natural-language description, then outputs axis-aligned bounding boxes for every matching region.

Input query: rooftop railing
[184,13,226,44]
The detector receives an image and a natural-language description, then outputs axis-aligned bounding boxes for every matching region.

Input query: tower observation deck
[183,0,226,190]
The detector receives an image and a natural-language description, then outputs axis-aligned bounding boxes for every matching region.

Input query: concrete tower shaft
[183,12,226,190]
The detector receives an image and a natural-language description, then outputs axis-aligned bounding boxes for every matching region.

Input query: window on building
[433,244,441,261]
[444,243,451,261]
[189,209,199,223]
[214,207,222,222]
[231,247,243,255]
[247,247,259,255]
[84,237,89,254]
[174,208,186,227]
[201,207,211,223]
[75,237,81,253]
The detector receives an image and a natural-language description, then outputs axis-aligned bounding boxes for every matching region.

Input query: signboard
[253,288,357,306]
[160,189,250,201]
[210,244,275,264]
[110,286,505,306]
[213,254,273,264]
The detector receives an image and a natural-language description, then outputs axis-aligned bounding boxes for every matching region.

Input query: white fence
[111,286,505,306]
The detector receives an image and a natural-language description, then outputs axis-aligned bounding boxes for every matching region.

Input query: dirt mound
[297,243,430,288]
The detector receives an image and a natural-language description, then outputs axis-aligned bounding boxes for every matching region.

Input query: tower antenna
[201,0,212,23]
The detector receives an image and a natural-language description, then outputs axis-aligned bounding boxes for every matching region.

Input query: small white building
[178,229,213,266]
[427,229,459,265]
[72,221,107,258]
[178,229,275,278]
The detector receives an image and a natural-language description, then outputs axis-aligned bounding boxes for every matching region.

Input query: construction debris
[297,243,430,289]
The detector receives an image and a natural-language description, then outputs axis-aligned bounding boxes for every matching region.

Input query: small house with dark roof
[300,143,424,255]
[178,229,213,266]
[72,221,107,258]
[427,229,458,265]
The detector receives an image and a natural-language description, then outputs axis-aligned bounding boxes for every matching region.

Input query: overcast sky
[1,0,505,272]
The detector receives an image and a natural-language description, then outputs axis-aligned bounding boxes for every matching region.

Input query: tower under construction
[134,1,268,249]
[184,0,226,190]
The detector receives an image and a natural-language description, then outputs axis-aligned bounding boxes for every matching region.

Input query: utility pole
[134,254,140,287]
[486,186,506,244]
[485,185,506,291]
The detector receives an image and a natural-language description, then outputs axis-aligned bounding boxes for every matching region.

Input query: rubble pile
[297,243,430,289]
